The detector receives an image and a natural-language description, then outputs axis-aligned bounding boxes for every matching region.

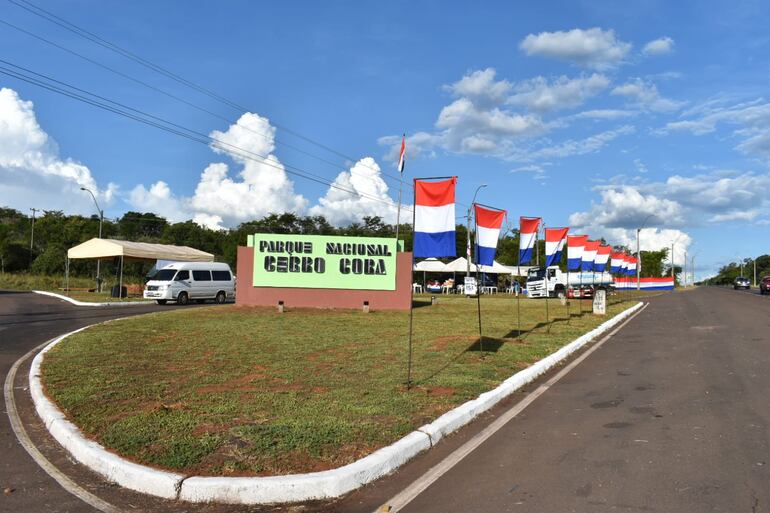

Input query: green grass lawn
[42,293,645,477]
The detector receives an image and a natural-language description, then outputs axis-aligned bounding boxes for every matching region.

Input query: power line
[0,17,407,192]
[0,60,414,213]
[5,0,408,186]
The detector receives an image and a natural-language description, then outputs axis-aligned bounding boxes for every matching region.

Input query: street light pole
[636,227,641,291]
[80,187,104,292]
[466,184,487,279]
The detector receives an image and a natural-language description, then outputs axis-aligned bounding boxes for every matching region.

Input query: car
[760,276,770,295]
[733,276,751,290]
[143,262,236,305]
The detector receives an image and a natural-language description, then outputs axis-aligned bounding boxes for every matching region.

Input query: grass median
[42,294,641,477]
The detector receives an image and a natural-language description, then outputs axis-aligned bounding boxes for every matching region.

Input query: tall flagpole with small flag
[473,203,507,352]
[395,135,406,243]
[545,226,569,328]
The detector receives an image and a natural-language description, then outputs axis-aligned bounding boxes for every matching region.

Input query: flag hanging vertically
[519,217,541,264]
[474,205,506,266]
[413,177,457,258]
[627,256,638,276]
[594,245,612,273]
[610,252,624,274]
[582,240,600,271]
[545,227,569,267]
[567,235,588,271]
[398,135,406,174]
[621,253,630,275]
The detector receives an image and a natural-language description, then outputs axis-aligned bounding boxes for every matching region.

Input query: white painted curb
[30,301,643,504]
[32,290,154,307]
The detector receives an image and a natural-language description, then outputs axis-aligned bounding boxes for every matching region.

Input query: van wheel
[177,292,189,305]
[156,300,167,305]
[215,291,226,304]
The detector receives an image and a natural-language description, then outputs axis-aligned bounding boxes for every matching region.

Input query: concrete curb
[32,290,154,307]
[30,301,643,504]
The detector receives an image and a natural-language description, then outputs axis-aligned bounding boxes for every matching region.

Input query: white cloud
[569,185,685,230]
[0,88,116,215]
[611,79,684,112]
[514,125,635,161]
[309,157,398,226]
[129,181,190,222]
[519,28,631,69]
[571,109,638,120]
[378,131,440,165]
[642,37,675,56]
[508,73,610,112]
[443,68,511,107]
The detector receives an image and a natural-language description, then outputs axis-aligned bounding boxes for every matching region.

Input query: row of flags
[412,176,638,275]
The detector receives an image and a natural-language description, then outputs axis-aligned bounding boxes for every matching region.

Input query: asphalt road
[3,287,770,512]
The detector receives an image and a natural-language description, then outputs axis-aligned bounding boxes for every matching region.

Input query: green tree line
[706,255,770,285]
[0,206,675,280]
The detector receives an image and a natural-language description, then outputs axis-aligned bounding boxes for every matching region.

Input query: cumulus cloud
[309,157,398,225]
[129,181,190,222]
[443,68,511,108]
[611,79,684,112]
[642,37,674,56]
[0,87,116,214]
[519,28,631,69]
[508,73,610,112]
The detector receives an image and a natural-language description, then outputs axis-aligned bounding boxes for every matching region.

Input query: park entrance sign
[247,234,397,290]
[237,234,411,310]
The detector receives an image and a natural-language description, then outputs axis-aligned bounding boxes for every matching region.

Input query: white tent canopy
[413,258,448,272]
[444,257,513,274]
[67,238,214,262]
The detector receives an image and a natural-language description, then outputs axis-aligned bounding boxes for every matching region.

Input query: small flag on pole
[519,217,541,264]
[413,177,457,257]
[398,135,406,174]
[582,240,600,272]
[567,235,588,271]
[545,227,569,267]
[594,245,612,272]
[474,205,506,266]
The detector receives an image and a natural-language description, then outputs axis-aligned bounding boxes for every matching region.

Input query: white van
[143,262,235,305]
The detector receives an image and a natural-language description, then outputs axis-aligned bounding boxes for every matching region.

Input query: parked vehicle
[760,276,770,295]
[733,276,751,290]
[526,266,613,299]
[143,262,235,305]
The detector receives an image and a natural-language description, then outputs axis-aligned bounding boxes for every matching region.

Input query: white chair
[412,283,423,293]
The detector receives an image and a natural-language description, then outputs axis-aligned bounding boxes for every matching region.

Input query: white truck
[526,266,614,299]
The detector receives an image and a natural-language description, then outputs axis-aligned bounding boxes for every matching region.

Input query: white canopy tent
[413,258,448,272]
[66,238,214,297]
[444,257,512,274]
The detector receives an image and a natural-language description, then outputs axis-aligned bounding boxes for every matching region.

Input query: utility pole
[636,227,641,290]
[466,184,487,281]
[671,241,675,284]
[29,207,40,253]
[80,188,104,292]
[683,251,687,287]
[754,259,757,287]
[691,255,696,287]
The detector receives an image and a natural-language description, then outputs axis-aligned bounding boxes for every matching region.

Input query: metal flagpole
[406,179,417,388]
[473,210,483,353]
[517,236,522,339]
[535,223,551,333]
[395,135,405,243]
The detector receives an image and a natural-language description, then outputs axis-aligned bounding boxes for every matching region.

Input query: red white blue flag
[413,177,457,257]
[545,227,569,267]
[582,240,600,272]
[474,205,506,266]
[519,217,540,264]
[610,252,624,274]
[567,235,588,271]
[594,245,612,272]
[398,135,406,174]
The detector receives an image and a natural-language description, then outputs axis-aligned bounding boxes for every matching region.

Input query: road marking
[4,338,123,513]
[377,302,649,513]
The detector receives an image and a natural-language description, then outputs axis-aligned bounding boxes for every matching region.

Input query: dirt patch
[426,386,456,396]
[431,335,475,351]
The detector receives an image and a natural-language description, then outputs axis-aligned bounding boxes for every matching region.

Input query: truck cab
[526,266,614,299]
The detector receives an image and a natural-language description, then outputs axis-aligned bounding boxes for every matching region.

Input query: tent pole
[65,257,69,296]
[119,255,124,301]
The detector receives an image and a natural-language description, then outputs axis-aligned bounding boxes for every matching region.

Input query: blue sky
[2,0,770,279]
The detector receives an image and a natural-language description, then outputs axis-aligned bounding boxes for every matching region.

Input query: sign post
[592,289,606,315]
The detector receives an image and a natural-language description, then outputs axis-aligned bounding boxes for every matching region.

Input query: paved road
[4,287,770,512]
[368,286,770,513]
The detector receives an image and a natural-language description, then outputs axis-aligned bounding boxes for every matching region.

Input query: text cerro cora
[259,240,393,276]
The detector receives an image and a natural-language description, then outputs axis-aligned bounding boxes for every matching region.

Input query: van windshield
[152,269,177,281]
